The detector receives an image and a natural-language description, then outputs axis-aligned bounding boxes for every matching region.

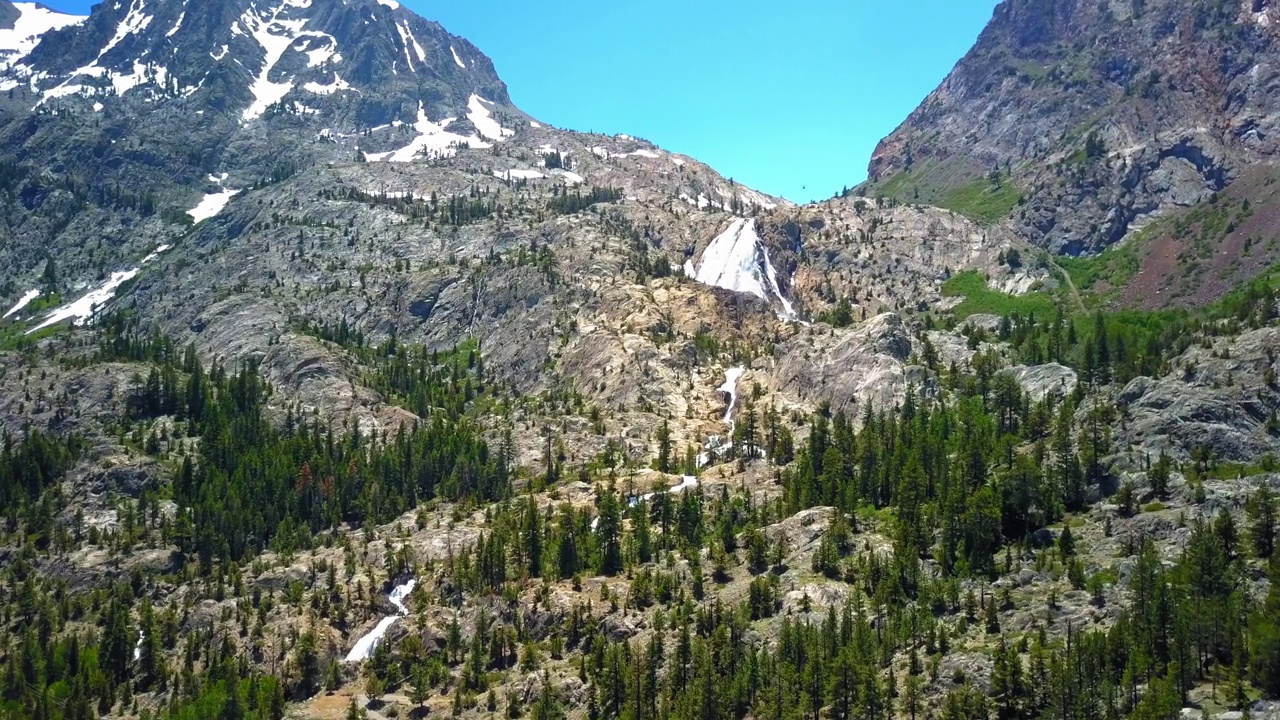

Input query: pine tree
[1250,556,1280,697]
[655,419,672,473]
[596,484,623,576]
[991,637,1025,719]
[1249,484,1277,559]
[41,256,57,292]
[1149,452,1172,498]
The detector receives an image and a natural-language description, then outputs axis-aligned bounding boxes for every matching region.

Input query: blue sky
[49,0,1001,203]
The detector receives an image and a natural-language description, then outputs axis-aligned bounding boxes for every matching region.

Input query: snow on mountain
[685,219,798,321]
[188,188,240,223]
[467,94,514,141]
[28,269,141,333]
[241,0,335,121]
[29,0,177,106]
[2,288,40,319]
[0,2,84,74]
[6,0,517,136]
[395,18,427,70]
[28,244,171,333]
[365,102,494,162]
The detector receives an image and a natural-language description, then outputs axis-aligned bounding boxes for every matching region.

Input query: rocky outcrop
[1006,362,1078,402]
[1116,327,1280,462]
[771,313,934,416]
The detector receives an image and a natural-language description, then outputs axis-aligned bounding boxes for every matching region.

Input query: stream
[344,578,417,662]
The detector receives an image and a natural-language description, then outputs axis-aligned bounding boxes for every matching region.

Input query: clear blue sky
[50,0,1001,203]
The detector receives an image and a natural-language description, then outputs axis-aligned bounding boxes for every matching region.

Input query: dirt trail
[1050,258,1086,313]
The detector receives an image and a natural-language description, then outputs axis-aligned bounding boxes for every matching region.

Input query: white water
[627,474,700,508]
[596,367,744,530]
[718,367,745,426]
[761,248,797,321]
[697,367,748,468]
[687,219,770,301]
[344,579,416,662]
[685,218,799,322]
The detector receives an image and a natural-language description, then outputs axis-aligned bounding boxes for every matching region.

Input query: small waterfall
[344,579,417,662]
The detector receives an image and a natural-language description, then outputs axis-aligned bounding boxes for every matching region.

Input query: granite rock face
[865,0,1280,256]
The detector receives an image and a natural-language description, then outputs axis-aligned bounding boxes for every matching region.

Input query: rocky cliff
[865,0,1280,259]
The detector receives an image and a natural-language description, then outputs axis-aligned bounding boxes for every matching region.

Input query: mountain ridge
[3,4,1280,720]
[864,0,1280,264]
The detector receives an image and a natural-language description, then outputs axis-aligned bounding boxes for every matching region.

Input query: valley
[1,1,1279,719]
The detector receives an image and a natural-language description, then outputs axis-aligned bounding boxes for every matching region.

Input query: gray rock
[88,463,155,497]
[864,0,1264,259]
[1031,528,1055,548]
[1006,363,1078,402]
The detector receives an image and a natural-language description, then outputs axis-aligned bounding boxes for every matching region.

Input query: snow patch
[553,170,585,185]
[377,0,400,8]
[28,246,167,333]
[3,289,40,319]
[303,73,351,95]
[108,61,167,96]
[451,45,466,68]
[493,168,546,181]
[0,2,85,72]
[188,188,240,223]
[364,102,491,162]
[301,36,338,67]
[141,244,172,265]
[467,94,513,141]
[344,579,416,662]
[394,21,421,70]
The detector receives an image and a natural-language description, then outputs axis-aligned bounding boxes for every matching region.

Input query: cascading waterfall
[344,578,417,662]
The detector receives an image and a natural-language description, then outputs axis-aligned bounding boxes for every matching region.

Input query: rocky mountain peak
[864,0,1280,258]
[2,0,513,129]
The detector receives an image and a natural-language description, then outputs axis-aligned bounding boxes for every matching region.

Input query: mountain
[3,2,1280,720]
[0,0,1027,411]
[0,0,521,297]
[864,0,1280,268]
